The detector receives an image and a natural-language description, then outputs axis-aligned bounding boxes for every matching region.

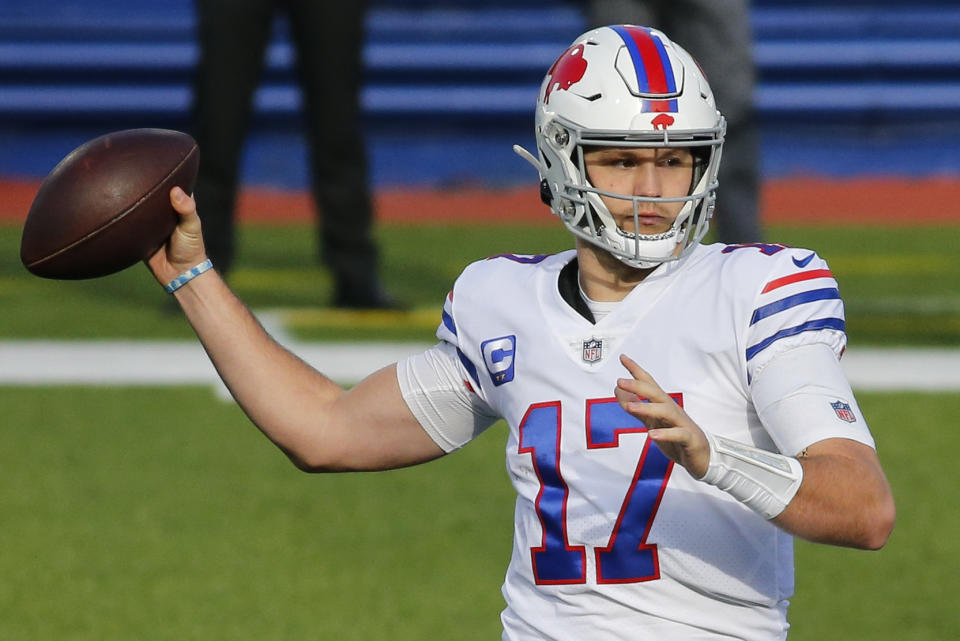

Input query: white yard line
[0,341,958,391]
[838,347,960,392]
[0,340,433,387]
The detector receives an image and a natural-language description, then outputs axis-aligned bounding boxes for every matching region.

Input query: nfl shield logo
[582,337,603,363]
[831,400,857,423]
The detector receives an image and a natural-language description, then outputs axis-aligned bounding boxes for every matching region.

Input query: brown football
[20,128,199,279]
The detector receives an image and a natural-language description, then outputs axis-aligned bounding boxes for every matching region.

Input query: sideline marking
[0,340,434,387]
[0,341,958,391]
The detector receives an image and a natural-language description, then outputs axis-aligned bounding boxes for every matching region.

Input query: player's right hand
[146,187,209,286]
[615,353,711,479]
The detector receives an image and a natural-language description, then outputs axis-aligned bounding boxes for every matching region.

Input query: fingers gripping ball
[20,129,199,279]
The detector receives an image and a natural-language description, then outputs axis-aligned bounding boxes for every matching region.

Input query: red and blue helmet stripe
[610,25,679,113]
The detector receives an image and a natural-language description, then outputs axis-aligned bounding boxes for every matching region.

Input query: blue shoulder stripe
[487,253,549,264]
[441,309,457,336]
[457,348,482,391]
[750,287,841,325]
[746,317,846,361]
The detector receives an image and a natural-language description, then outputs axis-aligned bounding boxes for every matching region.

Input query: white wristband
[699,432,804,520]
[164,259,213,294]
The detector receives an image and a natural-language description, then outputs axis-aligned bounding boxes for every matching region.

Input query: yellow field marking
[283,306,440,330]
[827,254,954,275]
[230,268,329,291]
[846,296,960,314]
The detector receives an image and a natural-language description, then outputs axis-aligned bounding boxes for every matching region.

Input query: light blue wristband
[164,258,213,294]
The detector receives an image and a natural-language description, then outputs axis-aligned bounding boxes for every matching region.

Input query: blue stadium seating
[1,0,958,186]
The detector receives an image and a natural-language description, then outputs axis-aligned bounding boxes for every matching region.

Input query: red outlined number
[518,395,682,584]
[518,402,587,584]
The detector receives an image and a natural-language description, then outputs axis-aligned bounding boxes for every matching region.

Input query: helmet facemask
[547,118,723,269]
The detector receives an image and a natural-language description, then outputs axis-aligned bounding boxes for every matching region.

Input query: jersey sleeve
[744,249,847,382]
[740,249,875,454]
[436,287,488,402]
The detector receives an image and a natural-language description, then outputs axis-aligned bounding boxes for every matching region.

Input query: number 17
[518,395,681,585]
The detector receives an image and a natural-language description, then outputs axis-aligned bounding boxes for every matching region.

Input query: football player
[149,25,895,641]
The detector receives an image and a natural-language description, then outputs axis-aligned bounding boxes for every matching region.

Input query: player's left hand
[615,354,711,479]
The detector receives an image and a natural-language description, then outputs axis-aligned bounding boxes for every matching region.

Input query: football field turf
[0,388,956,641]
[0,221,958,639]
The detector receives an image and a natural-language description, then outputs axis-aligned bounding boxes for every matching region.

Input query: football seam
[25,144,199,269]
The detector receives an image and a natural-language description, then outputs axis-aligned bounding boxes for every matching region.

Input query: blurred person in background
[191,0,397,308]
[584,0,763,243]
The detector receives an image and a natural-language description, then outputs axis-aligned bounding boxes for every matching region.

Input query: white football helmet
[515,25,726,269]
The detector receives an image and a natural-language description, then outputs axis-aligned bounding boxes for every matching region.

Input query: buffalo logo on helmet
[651,113,675,130]
[544,45,588,104]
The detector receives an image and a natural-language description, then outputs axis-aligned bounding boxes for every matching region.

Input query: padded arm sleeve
[751,343,876,456]
[396,342,499,453]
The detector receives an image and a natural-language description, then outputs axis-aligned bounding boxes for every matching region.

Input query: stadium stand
[1,0,958,186]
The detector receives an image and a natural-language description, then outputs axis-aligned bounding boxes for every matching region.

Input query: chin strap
[699,432,804,520]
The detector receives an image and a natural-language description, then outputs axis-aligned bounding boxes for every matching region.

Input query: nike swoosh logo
[793,252,816,268]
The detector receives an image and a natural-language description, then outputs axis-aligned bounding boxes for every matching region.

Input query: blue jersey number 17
[518,395,680,585]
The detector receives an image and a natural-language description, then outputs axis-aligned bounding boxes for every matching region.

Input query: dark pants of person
[191,0,380,298]
[587,0,763,243]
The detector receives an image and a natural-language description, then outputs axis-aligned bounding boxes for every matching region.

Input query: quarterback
[148,25,895,641]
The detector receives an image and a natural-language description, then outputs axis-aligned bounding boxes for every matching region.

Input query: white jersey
[404,243,876,641]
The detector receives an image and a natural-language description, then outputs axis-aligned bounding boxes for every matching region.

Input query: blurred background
[1,0,958,215]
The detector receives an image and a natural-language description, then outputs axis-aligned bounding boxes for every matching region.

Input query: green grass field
[1,220,958,639]
[2,222,958,344]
